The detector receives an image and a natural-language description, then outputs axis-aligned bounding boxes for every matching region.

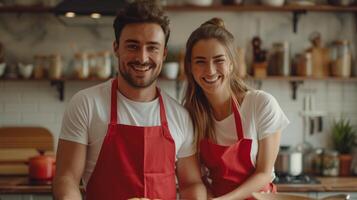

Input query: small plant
[331,118,356,154]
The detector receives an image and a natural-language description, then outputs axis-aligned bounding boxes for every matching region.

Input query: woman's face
[191,38,232,96]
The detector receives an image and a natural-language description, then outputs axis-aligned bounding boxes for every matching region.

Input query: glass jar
[270,42,290,76]
[48,54,62,80]
[96,51,112,79]
[322,150,339,176]
[311,148,324,176]
[74,52,89,79]
[330,40,352,77]
[88,53,97,77]
[33,55,47,79]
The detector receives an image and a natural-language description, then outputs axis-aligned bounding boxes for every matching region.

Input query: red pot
[29,155,56,180]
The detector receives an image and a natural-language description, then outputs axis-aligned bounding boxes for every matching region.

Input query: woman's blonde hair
[183,18,249,146]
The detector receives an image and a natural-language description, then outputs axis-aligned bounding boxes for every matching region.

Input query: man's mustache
[127,61,155,67]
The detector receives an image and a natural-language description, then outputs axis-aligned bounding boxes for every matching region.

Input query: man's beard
[119,60,160,88]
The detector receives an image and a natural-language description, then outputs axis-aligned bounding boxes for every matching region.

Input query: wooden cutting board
[0,127,54,175]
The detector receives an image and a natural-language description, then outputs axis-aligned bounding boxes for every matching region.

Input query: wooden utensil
[307,32,330,78]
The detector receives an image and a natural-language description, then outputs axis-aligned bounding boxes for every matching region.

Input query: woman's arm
[214,131,281,200]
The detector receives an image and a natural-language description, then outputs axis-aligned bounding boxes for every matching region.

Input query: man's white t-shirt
[60,79,195,186]
[213,90,290,178]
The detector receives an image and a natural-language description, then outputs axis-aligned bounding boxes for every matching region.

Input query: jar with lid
[48,54,62,79]
[74,52,89,79]
[322,150,339,176]
[269,42,290,76]
[88,53,97,77]
[311,148,324,176]
[330,40,351,77]
[33,55,47,79]
[96,51,112,79]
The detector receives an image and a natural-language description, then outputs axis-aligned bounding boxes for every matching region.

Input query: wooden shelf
[165,5,357,12]
[0,5,54,13]
[1,76,357,82]
[245,76,357,81]
[0,5,356,14]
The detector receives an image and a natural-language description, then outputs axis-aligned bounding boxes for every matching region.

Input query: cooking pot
[275,146,303,176]
[29,154,56,180]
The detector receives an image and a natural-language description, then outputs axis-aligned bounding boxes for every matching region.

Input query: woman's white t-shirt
[60,79,195,186]
[213,90,290,172]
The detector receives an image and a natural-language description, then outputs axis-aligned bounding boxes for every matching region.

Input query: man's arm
[53,139,87,200]
[176,154,207,200]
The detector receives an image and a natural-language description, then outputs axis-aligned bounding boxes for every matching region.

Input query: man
[53,1,206,199]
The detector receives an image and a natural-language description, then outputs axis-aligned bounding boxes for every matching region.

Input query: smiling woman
[183,18,290,200]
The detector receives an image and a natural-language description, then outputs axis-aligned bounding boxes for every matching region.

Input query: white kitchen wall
[0,11,356,150]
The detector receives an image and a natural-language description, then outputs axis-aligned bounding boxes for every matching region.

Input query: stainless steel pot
[275,146,303,176]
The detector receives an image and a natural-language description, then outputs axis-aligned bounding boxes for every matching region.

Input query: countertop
[1,176,357,194]
[277,177,357,193]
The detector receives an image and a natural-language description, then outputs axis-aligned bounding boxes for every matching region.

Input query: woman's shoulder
[245,90,276,105]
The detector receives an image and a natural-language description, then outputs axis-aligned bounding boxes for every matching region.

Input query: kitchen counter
[0,176,53,194]
[277,177,357,192]
[1,176,357,194]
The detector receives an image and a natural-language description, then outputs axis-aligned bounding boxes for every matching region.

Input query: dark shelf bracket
[290,80,303,100]
[50,80,65,101]
[293,11,307,33]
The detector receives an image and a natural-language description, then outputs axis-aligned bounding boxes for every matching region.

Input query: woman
[183,18,290,200]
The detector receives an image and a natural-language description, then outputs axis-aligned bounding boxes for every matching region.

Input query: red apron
[86,79,177,200]
[200,98,276,199]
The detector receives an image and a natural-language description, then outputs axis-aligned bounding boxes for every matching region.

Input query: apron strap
[231,97,245,140]
[157,88,169,128]
[110,78,168,127]
[110,78,118,124]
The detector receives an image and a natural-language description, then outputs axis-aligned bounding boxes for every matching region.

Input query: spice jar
[330,40,351,77]
[33,55,47,79]
[322,150,339,176]
[96,51,112,79]
[270,42,290,76]
[74,52,89,79]
[48,54,62,80]
[311,148,324,176]
[88,53,97,77]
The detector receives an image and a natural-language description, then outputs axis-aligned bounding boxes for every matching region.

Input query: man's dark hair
[113,0,170,46]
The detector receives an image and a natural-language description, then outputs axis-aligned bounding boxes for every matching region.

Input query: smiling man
[52,1,206,199]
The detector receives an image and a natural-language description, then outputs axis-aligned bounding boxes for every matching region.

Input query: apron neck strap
[111,79,118,124]
[231,96,245,140]
[110,78,168,126]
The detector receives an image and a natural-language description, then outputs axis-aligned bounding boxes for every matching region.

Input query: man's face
[114,23,167,88]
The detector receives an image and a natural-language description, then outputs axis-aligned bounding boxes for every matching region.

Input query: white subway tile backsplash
[0,91,21,103]
[4,103,38,113]
[38,103,65,113]
[0,112,22,125]
[21,113,56,124]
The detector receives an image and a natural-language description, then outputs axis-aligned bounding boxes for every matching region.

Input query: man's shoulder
[160,91,190,119]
